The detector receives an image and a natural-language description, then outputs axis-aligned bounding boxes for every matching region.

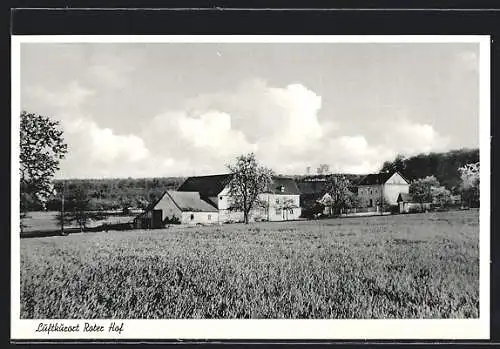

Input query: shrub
[165,215,181,225]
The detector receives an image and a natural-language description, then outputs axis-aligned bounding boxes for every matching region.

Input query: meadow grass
[20,209,479,319]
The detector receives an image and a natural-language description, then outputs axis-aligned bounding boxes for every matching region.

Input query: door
[152,209,163,229]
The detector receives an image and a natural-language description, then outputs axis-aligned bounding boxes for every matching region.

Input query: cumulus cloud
[24,76,452,177]
[65,118,150,163]
[177,111,256,154]
[385,119,451,155]
[136,79,453,176]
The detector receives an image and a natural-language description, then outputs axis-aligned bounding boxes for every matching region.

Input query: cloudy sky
[20,42,479,179]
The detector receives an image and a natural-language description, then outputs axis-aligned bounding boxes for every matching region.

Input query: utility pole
[379,171,386,215]
[380,174,383,215]
[60,180,65,235]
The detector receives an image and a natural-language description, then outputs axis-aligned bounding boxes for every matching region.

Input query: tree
[322,175,357,216]
[226,153,274,224]
[280,198,300,221]
[20,111,68,212]
[55,186,91,232]
[409,175,440,208]
[431,186,452,207]
[458,162,480,207]
[381,154,407,173]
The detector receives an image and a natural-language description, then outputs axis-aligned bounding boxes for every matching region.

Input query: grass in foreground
[20,210,479,319]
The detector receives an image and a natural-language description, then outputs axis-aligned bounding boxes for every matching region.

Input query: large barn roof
[357,171,409,186]
[177,174,300,196]
[177,174,232,197]
[164,191,218,212]
[296,180,328,195]
[269,177,301,195]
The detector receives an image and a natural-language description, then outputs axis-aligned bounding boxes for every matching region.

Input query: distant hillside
[45,177,186,212]
[34,147,478,212]
[380,148,479,191]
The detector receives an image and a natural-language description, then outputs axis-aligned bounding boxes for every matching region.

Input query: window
[370,189,372,195]
[275,208,281,215]
[208,215,211,221]
[369,199,373,207]
[190,214,194,220]
[219,196,223,200]
[289,209,294,214]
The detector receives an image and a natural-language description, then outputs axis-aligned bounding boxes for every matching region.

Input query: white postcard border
[11,35,491,340]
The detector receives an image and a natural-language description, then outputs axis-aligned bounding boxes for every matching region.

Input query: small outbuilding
[136,190,219,228]
[397,193,431,213]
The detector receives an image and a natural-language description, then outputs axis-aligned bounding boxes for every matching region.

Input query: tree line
[380,148,479,192]
[20,110,480,228]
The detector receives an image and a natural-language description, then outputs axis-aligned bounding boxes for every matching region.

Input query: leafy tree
[431,186,452,207]
[226,153,274,224]
[322,175,358,216]
[20,111,67,212]
[381,154,407,173]
[380,148,479,191]
[458,162,480,207]
[409,175,440,207]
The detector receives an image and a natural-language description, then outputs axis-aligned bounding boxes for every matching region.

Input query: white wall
[181,211,218,225]
[259,193,301,221]
[216,187,231,210]
[383,183,409,205]
[358,173,409,207]
[153,193,182,222]
[383,172,409,205]
[216,190,302,223]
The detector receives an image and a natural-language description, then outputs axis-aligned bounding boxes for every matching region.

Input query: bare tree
[226,153,274,224]
[280,198,299,220]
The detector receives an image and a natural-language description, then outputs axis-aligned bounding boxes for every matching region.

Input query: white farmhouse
[177,174,302,223]
[137,174,302,227]
[357,171,410,209]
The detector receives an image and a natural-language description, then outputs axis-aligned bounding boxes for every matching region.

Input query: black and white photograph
[11,35,490,340]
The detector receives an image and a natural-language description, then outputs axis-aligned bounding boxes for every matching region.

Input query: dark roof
[177,174,232,197]
[177,174,300,196]
[296,180,328,195]
[164,191,218,212]
[357,171,409,186]
[267,177,300,195]
[397,192,413,202]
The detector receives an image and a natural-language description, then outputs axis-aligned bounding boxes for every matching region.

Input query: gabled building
[178,174,302,223]
[135,190,218,228]
[357,171,410,209]
[397,192,431,213]
[296,179,331,217]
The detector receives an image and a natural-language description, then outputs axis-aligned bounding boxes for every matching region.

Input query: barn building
[135,191,218,228]
[397,193,431,213]
[136,174,302,228]
[357,171,410,210]
[177,174,302,223]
